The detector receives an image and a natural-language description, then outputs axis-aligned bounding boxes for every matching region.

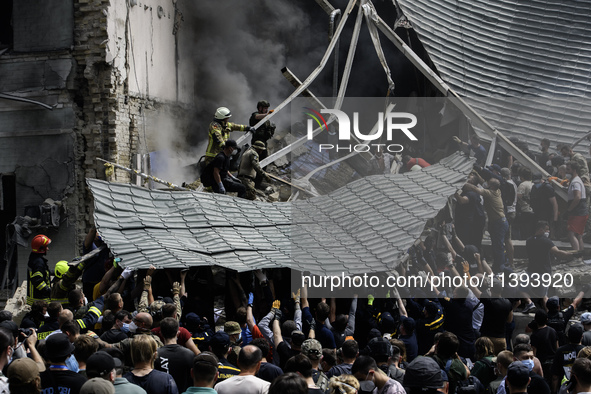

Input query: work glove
[218,182,226,194]
[264,173,272,182]
[452,136,461,144]
[292,289,301,304]
[248,292,254,306]
[143,276,152,290]
[273,309,283,321]
[172,281,181,296]
[248,126,256,133]
[268,109,274,113]
[367,294,375,306]
[121,267,133,280]
[308,318,317,331]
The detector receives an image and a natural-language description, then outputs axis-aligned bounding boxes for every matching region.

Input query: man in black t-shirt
[40,333,87,394]
[520,221,577,310]
[200,139,246,198]
[530,176,558,234]
[251,338,283,383]
[551,324,585,393]
[154,318,195,393]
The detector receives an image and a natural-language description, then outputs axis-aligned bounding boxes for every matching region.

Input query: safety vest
[27,255,51,305]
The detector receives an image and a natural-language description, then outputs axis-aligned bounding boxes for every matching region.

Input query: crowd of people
[1,134,590,394]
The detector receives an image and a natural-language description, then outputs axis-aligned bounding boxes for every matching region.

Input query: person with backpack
[429,332,471,394]
[470,337,497,391]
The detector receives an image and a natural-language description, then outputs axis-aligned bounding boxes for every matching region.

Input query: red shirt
[406,157,430,170]
[152,326,191,345]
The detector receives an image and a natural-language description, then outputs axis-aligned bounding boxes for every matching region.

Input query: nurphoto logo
[304,107,418,153]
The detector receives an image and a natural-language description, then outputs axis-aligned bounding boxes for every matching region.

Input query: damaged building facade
[0,0,194,283]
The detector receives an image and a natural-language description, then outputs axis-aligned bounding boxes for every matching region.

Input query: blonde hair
[474,337,495,360]
[577,346,591,360]
[329,374,360,394]
[130,334,158,367]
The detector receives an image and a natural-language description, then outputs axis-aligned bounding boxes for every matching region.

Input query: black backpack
[455,376,486,394]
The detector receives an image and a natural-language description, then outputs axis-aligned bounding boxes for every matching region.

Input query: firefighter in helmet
[27,234,52,305]
[249,100,276,151]
[204,107,254,165]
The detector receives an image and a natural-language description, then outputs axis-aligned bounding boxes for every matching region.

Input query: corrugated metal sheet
[396,0,591,153]
[88,152,474,275]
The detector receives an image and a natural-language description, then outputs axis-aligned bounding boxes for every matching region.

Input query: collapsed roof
[396,0,591,152]
[88,152,474,274]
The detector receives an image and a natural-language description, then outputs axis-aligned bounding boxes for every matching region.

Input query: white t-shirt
[568,175,586,200]
[214,374,270,394]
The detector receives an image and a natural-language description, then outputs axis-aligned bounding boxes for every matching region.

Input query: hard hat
[214,107,232,120]
[257,100,270,108]
[31,234,51,253]
[55,260,69,278]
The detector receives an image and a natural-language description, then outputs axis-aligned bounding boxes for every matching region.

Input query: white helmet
[214,107,232,120]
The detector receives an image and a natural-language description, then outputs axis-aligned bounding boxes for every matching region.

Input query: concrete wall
[13,0,74,52]
[106,0,193,103]
[0,0,196,285]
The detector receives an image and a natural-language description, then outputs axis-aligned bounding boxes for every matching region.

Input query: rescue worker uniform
[238,142,270,200]
[27,252,51,305]
[205,120,249,165]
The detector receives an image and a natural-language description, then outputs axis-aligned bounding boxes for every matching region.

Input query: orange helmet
[31,234,51,253]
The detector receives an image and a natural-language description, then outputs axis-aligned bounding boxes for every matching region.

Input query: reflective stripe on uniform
[77,319,86,329]
[88,306,101,317]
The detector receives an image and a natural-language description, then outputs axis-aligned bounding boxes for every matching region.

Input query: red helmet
[31,234,51,253]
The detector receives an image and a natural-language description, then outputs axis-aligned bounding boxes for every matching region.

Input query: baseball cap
[45,333,75,360]
[87,351,121,379]
[507,361,530,387]
[80,377,115,394]
[367,337,392,357]
[7,357,41,385]
[291,330,305,347]
[401,316,416,333]
[210,331,231,348]
[488,164,502,173]
[403,357,444,388]
[580,312,591,325]
[380,312,396,333]
[186,312,201,327]
[302,339,322,359]
[224,321,241,335]
[225,139,238,148]
[546,296,559,311]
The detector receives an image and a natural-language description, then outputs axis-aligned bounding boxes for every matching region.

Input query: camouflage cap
[301,339,322,359]
[252,141,267,150]
[150,300,166,314]
[224,321,241,335]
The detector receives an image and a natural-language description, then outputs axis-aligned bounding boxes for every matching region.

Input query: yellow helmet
[55,260,69,278]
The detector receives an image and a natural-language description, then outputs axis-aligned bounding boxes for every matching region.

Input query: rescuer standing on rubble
[205,107,254,165]
[249,100,276,153]
[27,234,52,305]
[238,141,272,200]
